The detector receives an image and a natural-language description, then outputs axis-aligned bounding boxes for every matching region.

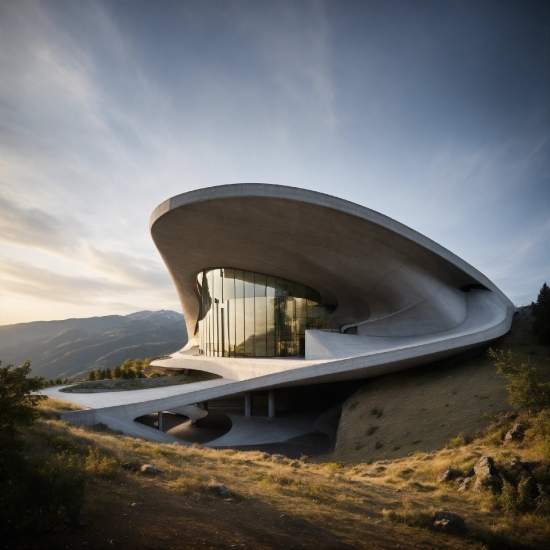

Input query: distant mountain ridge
[0,310,187,381]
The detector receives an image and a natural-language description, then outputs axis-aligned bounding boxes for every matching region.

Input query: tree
[532,282,550,345]
[0,361,45,459]
[0,361,85,537]
[488,348,550,413]
[112,365,122,379]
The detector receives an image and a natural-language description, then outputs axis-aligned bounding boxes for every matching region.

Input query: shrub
[488,348,550,413]
[366,425,379,436]
[375,441,384,449]
[85,447,118,478]
[0,451,86,536]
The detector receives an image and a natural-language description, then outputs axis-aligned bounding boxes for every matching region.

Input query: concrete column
[244,392,252,417]
[268,390,275,418]
[158,411,163,431]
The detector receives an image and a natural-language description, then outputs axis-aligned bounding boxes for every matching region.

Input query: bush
[85,447,118,478]
[488,348,550,413]
[0,451,86,537]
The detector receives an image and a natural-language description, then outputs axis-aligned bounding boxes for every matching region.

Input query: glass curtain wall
[197,268,335,357]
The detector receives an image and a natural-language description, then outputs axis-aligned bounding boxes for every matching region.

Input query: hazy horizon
[1,0,548,325]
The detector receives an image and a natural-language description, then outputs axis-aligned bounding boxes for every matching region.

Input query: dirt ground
[7,462,488,550]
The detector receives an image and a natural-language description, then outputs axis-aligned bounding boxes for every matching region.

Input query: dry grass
[13,313,549,549]
[330,315,550,465]
[15,394,549,549]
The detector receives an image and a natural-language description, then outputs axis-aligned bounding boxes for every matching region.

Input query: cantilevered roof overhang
[149,183,513,341]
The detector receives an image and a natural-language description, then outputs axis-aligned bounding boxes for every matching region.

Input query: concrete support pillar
[158,411,163,431]
[268,390,275,418]
[244,392,252,417]
[198,401,208,410]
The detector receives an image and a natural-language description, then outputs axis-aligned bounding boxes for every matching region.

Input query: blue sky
[0,0,548,325]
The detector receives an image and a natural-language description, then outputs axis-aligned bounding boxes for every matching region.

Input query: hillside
[10,392,550,550]
[0,310,187,381]
[330,307,550,464]
[4,308,550,549]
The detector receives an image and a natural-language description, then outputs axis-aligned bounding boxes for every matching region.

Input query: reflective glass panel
[197,268,334,357]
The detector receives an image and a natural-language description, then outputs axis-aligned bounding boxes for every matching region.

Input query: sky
[0,0,548,326]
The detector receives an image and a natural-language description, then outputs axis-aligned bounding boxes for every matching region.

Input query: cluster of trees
[85,358,152,381]
[532,282,550,345]
[46,378,69,386]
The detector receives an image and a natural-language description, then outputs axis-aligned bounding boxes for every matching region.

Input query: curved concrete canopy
[150,183,513,342]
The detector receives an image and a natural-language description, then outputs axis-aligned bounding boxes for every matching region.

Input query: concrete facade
[47,184,516,444]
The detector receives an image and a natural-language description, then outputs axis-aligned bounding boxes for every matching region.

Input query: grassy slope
[15,396,549,550]
[330,311,550,464]
[9,310,550,550]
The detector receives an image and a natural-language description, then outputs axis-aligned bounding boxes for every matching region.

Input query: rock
[457,476,474,491]
[130,502,144,509]
[504,423,525,443]
[473,456,501,492]
[474,456,496,477]
[77,510,88,527]
[208,484,232,498]
[140,464,164,475]
[433,511,466,533]
[440,468,454,483]
[271,454,285,463]
[421,453,435,461]
[474,474,502,492]
[122,461,140,472]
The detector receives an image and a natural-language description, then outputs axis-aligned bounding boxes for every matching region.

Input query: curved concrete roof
[150,183,513,340]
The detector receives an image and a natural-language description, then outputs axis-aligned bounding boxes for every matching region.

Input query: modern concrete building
[50,184,515,445]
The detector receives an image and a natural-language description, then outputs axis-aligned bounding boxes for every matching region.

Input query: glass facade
[197,268,335,357]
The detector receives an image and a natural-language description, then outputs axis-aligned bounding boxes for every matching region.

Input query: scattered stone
[77,510,88,527]
[504,423,525,443]
[271,454,284,463]
[122,462,140,472]
[433,511,466,533]
[456,476,474,491]
[421,453,435,461]
[208,484,232,498]
[140,464,164,475]
[473,457,501,492]
[474,456,496,477]
[259,452,270,460]
[440,468,454,483]
[130,502,144,509]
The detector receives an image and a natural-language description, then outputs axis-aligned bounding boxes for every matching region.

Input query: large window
[197,268,335,357]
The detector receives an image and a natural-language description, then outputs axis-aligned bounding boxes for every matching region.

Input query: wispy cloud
[0,0,547,324]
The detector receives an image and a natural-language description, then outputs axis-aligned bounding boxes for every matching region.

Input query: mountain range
[0,310,187,381]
